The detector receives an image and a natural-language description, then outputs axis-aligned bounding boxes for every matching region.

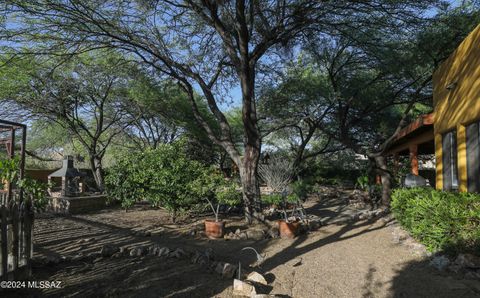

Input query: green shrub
[262,193,284,206]
[192,173,241,221]
[291,179,314,200]
[0,157,49,211]
[391,188,480,255]
[18,177,50,211]
[105,141,241,222]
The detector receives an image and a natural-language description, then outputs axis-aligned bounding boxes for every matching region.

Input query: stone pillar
[61,177,67,197]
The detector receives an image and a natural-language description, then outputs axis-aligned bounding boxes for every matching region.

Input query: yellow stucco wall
[433,24,480,191]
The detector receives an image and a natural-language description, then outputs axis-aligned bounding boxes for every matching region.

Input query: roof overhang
[384,113,435,156]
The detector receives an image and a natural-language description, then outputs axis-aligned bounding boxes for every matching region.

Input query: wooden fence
[0,192,33,280]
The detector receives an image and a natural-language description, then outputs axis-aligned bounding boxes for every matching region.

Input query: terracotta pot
[205,220,225,239]
[278,220,300,239]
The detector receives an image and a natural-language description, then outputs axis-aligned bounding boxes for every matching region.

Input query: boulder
[111,252,123,258]
[392,227,409,244]
[170,248,187,259]
[465,271,480,280]
[246,271,268,285]
[455,254,480,269]
[191,250,209,265]
[239,232,248,240]
[129,247,147,257]
[100,244,120,257]
[148,244,159,256]
[246,229,265,241]
[45,255,62,265]
[157,247,170,257]
[204,247,214,260]
[215,262,225,274]
[215,262,237,278]
[308,220,321,231]
[233,279,256,297]
[235,228,242,235]
[430,255,450,271]
[266,227,279,239]
[448,264,463,274]
[223,263,237,278]
[224,232,235,240]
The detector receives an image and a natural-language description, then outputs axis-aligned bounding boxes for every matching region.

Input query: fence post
[12,202,19,273]
[1,206,8,280]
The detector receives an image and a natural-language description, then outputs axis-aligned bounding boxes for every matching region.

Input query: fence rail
[0,192,33,280]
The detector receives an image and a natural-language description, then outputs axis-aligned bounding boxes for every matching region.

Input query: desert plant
[258,156,295,193]
[262,191,305,222]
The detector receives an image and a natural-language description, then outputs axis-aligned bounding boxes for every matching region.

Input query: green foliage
[0,157,49,210]
[192,171,241,221]
[262,193,284,206]
[211,179,242,207]
[0,157,20,185]
[355,174,369,191]
[291,179,314,201]
[391,188,480,255]
[18,177,49,211]
[105,141,241,221]
[104,152,144,210]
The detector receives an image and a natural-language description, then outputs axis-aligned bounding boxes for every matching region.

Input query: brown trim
[393,113,434,142]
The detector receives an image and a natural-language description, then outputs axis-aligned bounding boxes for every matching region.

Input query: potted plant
[197,172,241,238]
[258,156,305,238]
[263,192,301,238]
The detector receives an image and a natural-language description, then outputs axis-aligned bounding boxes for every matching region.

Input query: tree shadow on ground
[24,197,385,297]
[388,259,480,297]
[5,191,477,297]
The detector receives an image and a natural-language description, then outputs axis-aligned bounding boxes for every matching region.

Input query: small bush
[0,157,49,211]
[391,188,480,255]
[291,179,314,201]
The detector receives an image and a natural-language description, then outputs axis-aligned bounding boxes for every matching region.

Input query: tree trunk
[89,156,105,192]
[238,144,262,224]
[375,155,392,208]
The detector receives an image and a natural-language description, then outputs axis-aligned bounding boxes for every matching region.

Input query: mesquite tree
[0,53,135,190]
[2,0,443,222]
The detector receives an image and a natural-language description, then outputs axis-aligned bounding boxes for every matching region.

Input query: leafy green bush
[0,157,20,187]
[291,179,314,201]
[262,193,284,206]
[18,177,50,211]
[105,141,241,222]
[355,174,369,190]
[192,172,241,221]
[0,157,49,211]
[391,188,480,255]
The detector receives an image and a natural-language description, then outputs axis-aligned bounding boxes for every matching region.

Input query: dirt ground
[2,187,480,298]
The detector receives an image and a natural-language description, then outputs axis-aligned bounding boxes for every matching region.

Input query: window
[466,122,480,192]
[442,130,458,190]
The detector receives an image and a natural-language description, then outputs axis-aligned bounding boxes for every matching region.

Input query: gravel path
[3,188,479,298]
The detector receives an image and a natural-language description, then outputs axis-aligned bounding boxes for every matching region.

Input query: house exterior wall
[433,24,480,191]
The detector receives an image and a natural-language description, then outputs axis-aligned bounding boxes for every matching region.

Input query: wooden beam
[409,144,419,175]
[385,130,434,155]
